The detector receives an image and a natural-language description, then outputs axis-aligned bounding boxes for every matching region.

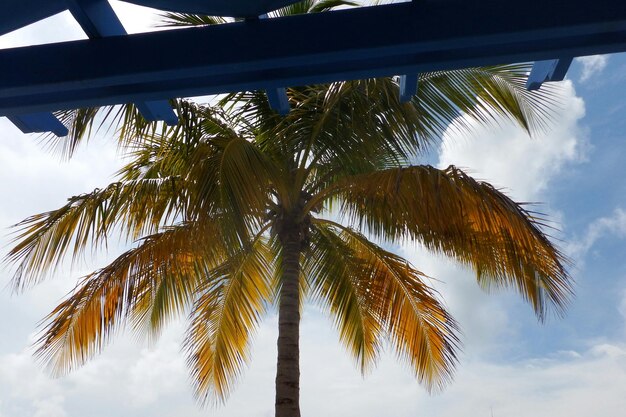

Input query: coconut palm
[6,2,571,417]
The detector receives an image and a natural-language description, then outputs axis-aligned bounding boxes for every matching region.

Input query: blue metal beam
[67,0,127,38]
[1,0,626,116]
[526,57,574,90]
[67,0,178,125]
[397,0,419,103]
[0,0,66,37]
[399,75,419,103]
[255,13,290,115]
[7,113,69,136]
[0,0,68,136]
[266,88,290,115]
[1,0,69,136]
[0,0,300,37]
[135,100,178,124]
[122,0,302,18]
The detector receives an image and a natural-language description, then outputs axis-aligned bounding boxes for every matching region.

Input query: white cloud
[577,55,609,83]
[0,12,84,49]
[567,208,626,258]
[110,1,163,33]
[401,81,588,357]
[32,396,67,417]
[0,350,69,417]
[0,1,160,51]
[0,119,120,224]
[438,80,586,202]
[0,326,198,417]
[421,342,626,417]
[127,329,188,407]
[400,245,515,356]
[2,313,625,417]
[619,288,626,325]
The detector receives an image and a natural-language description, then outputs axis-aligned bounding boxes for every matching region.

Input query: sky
[1,3,626,417]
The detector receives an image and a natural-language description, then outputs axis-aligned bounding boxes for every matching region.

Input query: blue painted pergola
[1,0,626,137]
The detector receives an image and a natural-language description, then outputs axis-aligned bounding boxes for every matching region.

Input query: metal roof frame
[2,0,626,136]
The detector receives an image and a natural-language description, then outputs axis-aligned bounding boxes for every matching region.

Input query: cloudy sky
[1,3,626,417]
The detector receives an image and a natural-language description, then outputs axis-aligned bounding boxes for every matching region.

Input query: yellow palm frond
[322,165,571,320]
[34,221,226,376]
[304,224,382,372]
[184,236,275,403]
[313,219,459,390]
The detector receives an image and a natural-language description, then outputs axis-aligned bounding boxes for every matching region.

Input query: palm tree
[6,2,571,417]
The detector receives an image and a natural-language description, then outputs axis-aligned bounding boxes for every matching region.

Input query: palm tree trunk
[275,224,302,417]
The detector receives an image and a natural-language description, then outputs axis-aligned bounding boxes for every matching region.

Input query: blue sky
[1,3,626,417]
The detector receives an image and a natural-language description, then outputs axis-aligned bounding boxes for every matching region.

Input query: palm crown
[6,2,572,417]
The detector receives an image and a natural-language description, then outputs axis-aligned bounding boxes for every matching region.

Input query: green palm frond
[184,236,275,402]
[215,135,273,217]
[6,177,190,289]
[44,99,207,160]
[46,103,166,159]
[43,107,101,159]
[158,0,356,27]
[34,221,225,375]
[159,13,228,27]
[272,0,357,16]
[322,164,572,319]
[308,0,358,13]
[277,79,425,170]
[124,103,278,242]
[312,219,459,390]
[235,66,559,199]
[418,65,562,136]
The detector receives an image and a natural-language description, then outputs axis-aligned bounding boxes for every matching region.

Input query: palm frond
[312,219,460,390]
[7,102,285,290]
[272,0,357,17]
[6,176,191,290]
[46,102,175,159]
[43,107,100,159]
[159,13,228,27]
[418,65,562,137]
[304,223,382,372]
[210,133,278,243]
[264,79,432,164]
[308,0,358,13]
[236,78,433,200]
[184,236,275,402]
[158,0,356,27]
[232,65,559,191]
[34,221,225,375]
[323,165,572,319]
[131,102,280,242]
